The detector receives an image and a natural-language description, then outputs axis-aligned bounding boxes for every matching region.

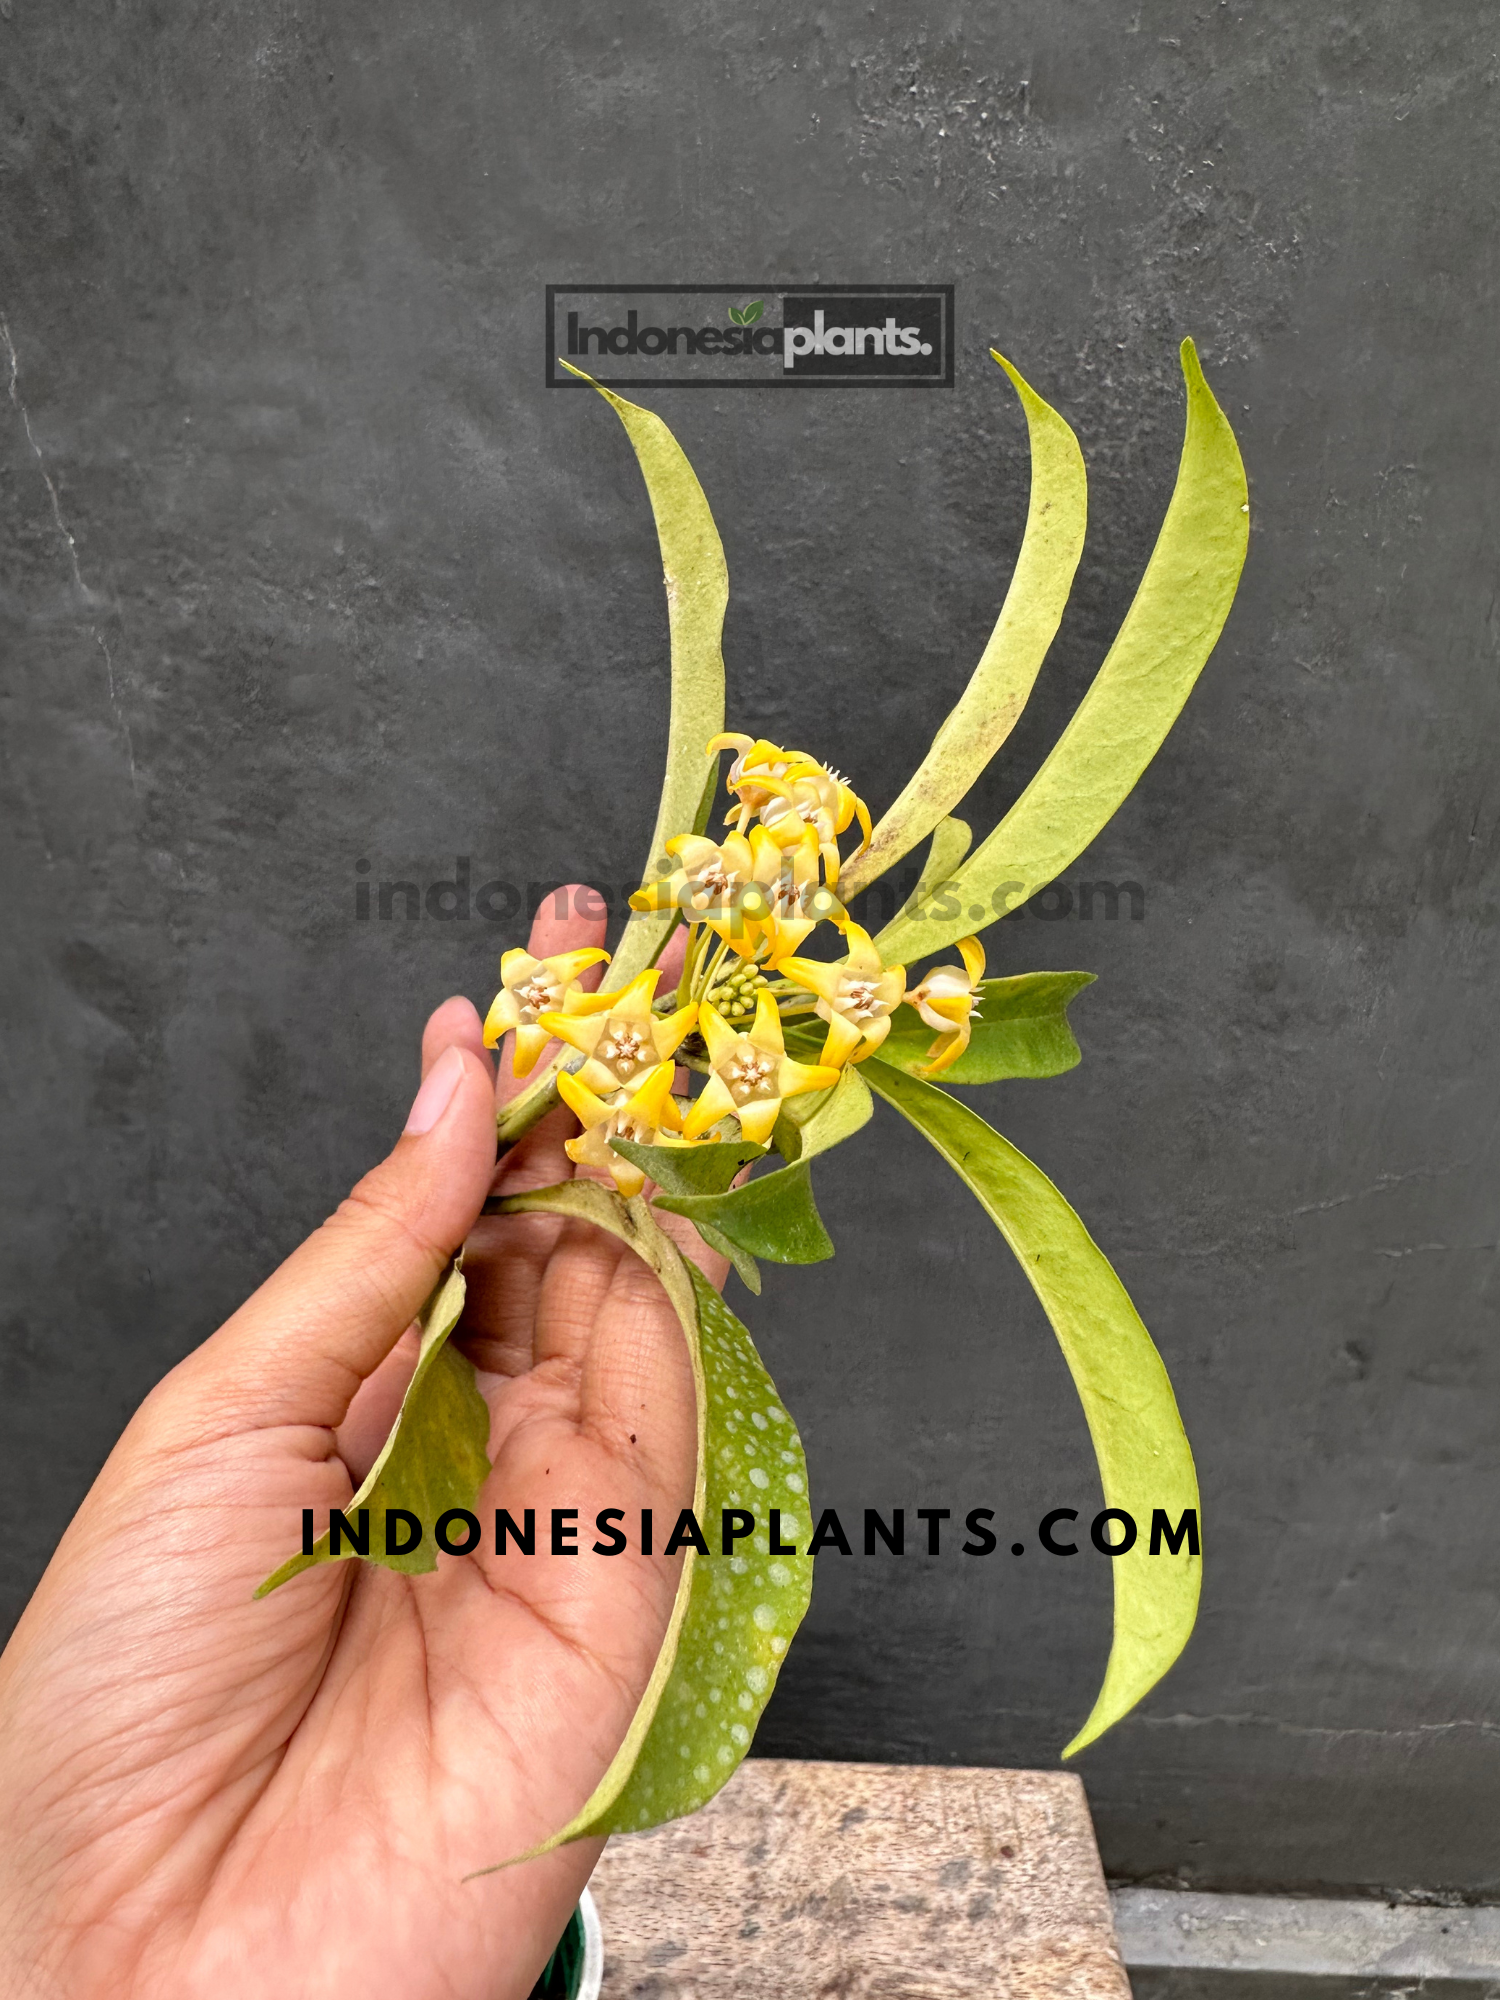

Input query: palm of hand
[0,945,708,2000]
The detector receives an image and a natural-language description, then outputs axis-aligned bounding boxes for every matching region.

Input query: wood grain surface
[586,1758,1131,1998]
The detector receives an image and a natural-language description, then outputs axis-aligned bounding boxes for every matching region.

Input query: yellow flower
[736,824,843,967]
[683,991,840,1146]
[778,921,907,1068]
[557,1061,688,1197]
[630,831,755,933]
[538,968,697,1095]
[483,946,611,1076]
[707,734,817,828]
[907,936,987,1077]
[708,733,872,887]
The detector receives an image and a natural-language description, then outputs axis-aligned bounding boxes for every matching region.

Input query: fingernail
[405,1045,465,1135]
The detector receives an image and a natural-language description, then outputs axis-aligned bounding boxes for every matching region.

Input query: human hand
[0,890,717,2000]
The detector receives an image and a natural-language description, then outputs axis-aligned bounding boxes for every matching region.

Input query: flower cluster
[484,734,990,1189]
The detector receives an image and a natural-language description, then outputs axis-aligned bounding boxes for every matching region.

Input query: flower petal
[682,1071,738,1140]
[512,1023,554,1077]
[819,1011,866,1070]
[482,989,521,1047]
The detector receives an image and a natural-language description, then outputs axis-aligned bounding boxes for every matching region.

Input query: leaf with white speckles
[592,1264,813,1834]
[470,1185,811,1868]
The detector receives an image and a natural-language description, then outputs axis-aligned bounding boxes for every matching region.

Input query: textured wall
[2,0,1496,1896]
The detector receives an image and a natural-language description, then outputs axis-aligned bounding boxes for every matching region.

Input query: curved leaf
[862,1059,1201,1756]
[653,1159,834,1265]
[841,354,1087,899]
[876,339,1248,967]
[494,376,729,1145]
[471,1183,809,1865]
[256,1264,487,1594]
[878,971,1095,1084]
[562,363,728,996]
[886,814,972,930]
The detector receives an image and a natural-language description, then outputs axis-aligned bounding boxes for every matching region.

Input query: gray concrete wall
[2,0,1496,1895]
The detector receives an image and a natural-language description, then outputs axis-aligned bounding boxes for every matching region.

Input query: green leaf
[256,1264,489,1594]
[728,305,745,325]
[595,1264,810,1832]
[741,299,764,324]
[773,1063,873,1162]
[609,1136,765,1197]
[886,815,973,929]
[654,1159,835,1265]
[875,339,1248,966]
[470,1184,808,1865]
[878,971,1095,1084]
[692,1217,762,1296]
[559,363,728,993]
[862,1059,1200,1755]
[842,354,1087,900]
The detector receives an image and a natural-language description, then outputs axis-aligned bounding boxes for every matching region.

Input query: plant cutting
[258,339,1248,1869]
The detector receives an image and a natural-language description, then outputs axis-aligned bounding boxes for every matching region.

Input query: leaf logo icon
[728,300,764,326]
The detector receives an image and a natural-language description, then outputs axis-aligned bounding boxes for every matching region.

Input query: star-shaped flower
[556,1061,690,1197]
[482,945,611,1076]
[778,921,907,1068]
[683,990,840,1146]
[538,968,697,1096]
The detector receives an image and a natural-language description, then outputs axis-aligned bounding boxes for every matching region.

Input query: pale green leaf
[654,1159,835,1265]
[558,363,728,993]
[885,815,973,930]
[877,971,1094,1084]
[773,1062,873,1162]
[863,1059,1201,1755]
[842,354,1087,900]
[469,1184,808,1866]
[256,1264,488,1593]
[876,339,1248,967]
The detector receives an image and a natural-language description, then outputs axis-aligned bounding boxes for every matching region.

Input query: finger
[456,1108,589,1375]
[528,883,610,964]
[495,884,610,1106]
[655,921,688,994]
[421,995,489,1079]
[170,1044,498,1432]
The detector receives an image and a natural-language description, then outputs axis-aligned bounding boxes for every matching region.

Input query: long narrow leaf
[876,339,1248,967]
[560,362,728,991]
[863,1059,1201,1755]
[841,354,1086,899]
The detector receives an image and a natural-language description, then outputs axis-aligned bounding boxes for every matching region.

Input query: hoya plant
[259,340,1248,1859]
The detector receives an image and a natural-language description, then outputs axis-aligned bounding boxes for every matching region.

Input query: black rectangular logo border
[544,284,955,389]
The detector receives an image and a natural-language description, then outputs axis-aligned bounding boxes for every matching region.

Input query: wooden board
[587,1757,1131,1999]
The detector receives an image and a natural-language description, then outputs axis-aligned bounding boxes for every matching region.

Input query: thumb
[173,1043,498,1430]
